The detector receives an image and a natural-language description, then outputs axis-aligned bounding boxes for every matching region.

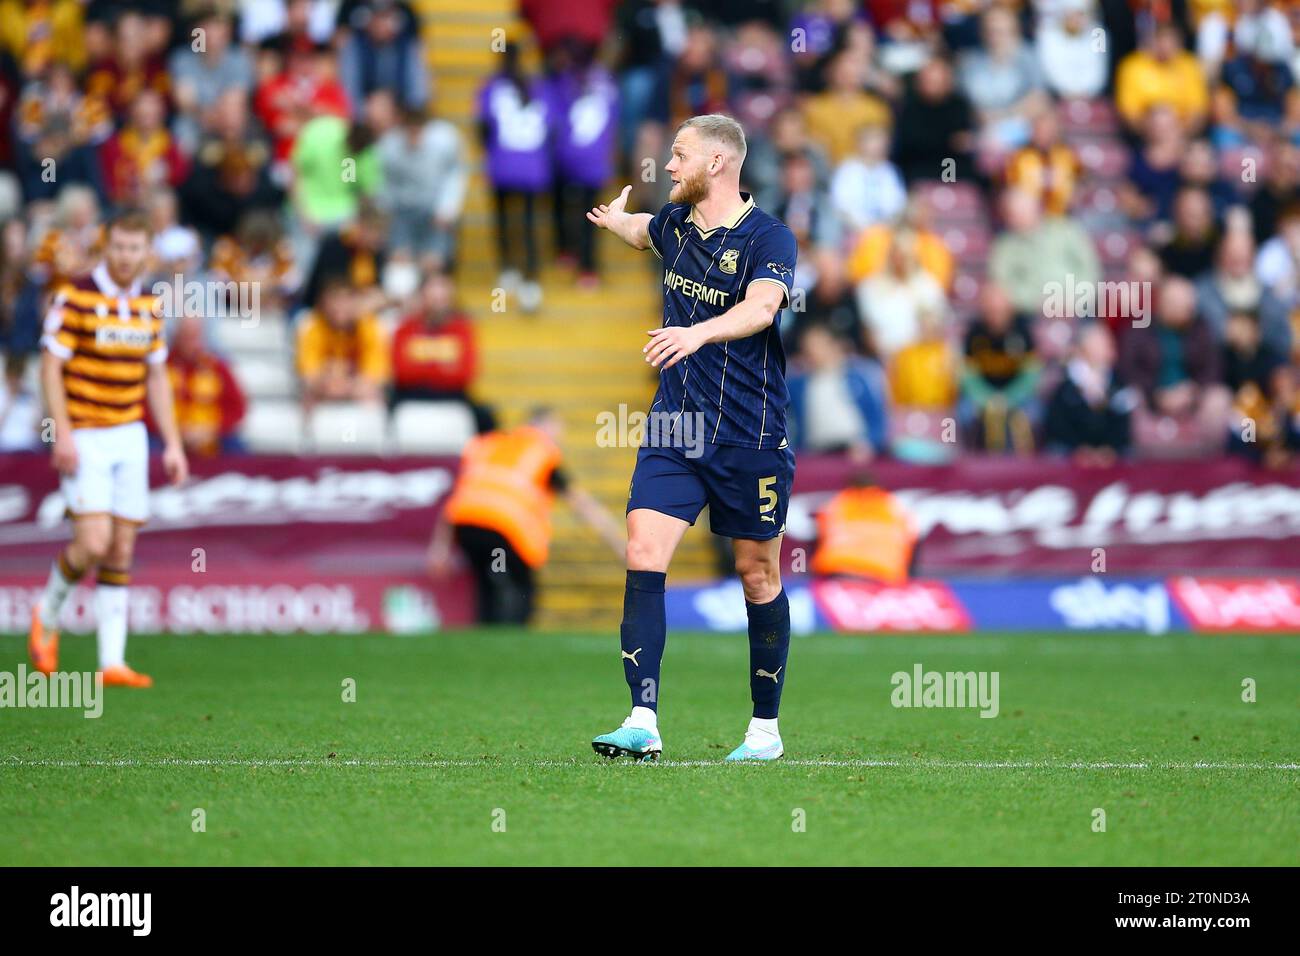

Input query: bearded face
[669,167,710,205]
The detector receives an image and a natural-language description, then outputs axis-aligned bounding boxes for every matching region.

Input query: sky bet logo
[50,886,151,936]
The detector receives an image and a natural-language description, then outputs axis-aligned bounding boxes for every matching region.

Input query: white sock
[96,584,129,670]
[748,716,780,740]
[627,706,658,731]
[38,556,80,629]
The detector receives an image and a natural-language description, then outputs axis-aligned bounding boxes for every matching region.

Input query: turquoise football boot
[592,719,663,762]
[725,733,784,761]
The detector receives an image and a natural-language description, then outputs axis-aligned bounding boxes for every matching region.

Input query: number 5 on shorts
[758,475,778,520]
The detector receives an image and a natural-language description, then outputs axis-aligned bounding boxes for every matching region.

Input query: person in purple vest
[545,38,620,288]
[476,44,552,313]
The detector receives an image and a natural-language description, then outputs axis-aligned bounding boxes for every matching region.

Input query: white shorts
[60,421,150,524]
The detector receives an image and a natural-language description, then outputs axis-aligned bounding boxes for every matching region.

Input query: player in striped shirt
[28,209,189,687]
[586,114,798,762]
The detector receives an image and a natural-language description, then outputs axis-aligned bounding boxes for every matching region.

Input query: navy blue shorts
[626,441,796,540]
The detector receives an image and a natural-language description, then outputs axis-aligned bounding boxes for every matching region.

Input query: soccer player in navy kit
[586,114,797,761]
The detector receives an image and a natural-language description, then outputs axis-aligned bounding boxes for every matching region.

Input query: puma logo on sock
[756,667,782,683]
[622,648,642,666]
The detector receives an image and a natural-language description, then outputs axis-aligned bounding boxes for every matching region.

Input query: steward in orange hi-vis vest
[811,485,919,585]
[444,425,564,569]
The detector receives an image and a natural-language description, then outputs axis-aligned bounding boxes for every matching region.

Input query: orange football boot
[28,607,58,675]
[99,665,153,688]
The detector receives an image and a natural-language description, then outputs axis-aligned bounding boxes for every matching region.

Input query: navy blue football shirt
[645,193,797,450]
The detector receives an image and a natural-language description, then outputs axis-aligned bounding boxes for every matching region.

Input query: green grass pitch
[1,629,1297,866]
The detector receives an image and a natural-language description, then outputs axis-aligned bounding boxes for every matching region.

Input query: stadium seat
[308,402,389,454]
[1076,139,1131,179]
[390,401,476,455]
[232,355,295,400]
[1060,97,1118,135]
[212,315,290,356]
[915,181,985,219]
[240,400,305,454]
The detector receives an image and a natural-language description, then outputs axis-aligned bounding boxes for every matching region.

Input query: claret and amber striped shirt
[40,262,167,430]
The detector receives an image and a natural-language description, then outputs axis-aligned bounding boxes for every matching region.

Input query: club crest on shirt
[719,248,739,274]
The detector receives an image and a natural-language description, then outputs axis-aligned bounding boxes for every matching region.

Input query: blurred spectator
[1120,276,1231,457]
[301,200,389,313]
[989,188,1100,317]
[1036,0,1108,100]
[1119,105,1185,226]
[746,106,830,209]
[289,87,385,245]
[1255,204,1300,305]
[1178,138,1239,220]
[787,323,888,459]
[377,105,466,274]
[960,283,1042,453]
[773,149,841,258]
[29,184,101,290]
[162,314,248,457]
[802,49,891,166]
[477,44,550,312]
[722,21,794,135]
[847,199,954,290]
[614,0,687,159]
[1157,187,1220,278]
[83,9,170,122]
[99,89,188,207]
[1005,112,1082,216]
[958,6,1047,159]
[666,22,730,127]
[391,271,493,433]
[255,40,351,178]
[168,7,255,154]
[1222,308,1290,462]
[889,307,959,411]
[1044,321,1135,463]
[1197,0,1293,77]
[296,276,388,413]
[0,0,87,75]
[1115,21,1208,133]
[0,217,40,355]
[829,124,907,234]
[521,0,619,55]
[145,188,202,281]
[0,353,41,451]
[1221,14,1294,127]
[182,89,282,239]
[1196,231,1292,356]
[857,228,948,358]
[14,62,112,203]
[339,0,428,115]
[892,56,975,183]
[1250,142,1300,246]
[210,208,300,314]
[546,39,618,286]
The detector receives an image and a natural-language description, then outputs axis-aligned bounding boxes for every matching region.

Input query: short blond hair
[677,114,747,162]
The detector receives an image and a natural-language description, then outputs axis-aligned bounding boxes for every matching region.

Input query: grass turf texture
[1,630,1297,866]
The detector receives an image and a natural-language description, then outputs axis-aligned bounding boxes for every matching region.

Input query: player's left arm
[644,225,795,370]
[145,360,190,486]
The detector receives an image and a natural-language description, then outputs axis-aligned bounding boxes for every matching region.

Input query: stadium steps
[418,0,719,631]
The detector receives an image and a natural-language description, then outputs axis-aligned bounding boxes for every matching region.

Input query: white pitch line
[4,756,1297,771]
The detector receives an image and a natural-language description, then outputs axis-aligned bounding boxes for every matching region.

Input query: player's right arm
[40,349,77,476]
[39,291,77,476]
[586,185,653,251]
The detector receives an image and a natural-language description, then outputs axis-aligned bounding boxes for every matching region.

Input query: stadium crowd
[0,0,1298,469]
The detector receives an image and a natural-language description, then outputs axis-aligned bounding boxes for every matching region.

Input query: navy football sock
[747,589,790,719]
[620,570,667,713]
